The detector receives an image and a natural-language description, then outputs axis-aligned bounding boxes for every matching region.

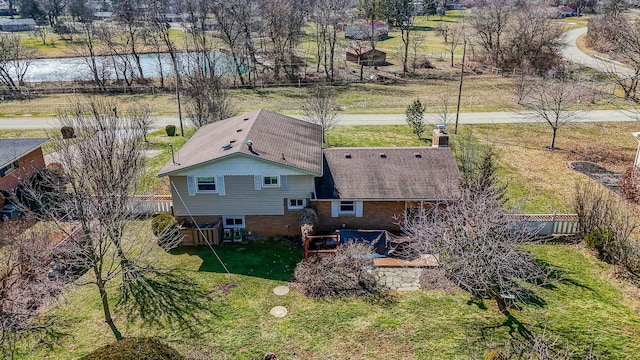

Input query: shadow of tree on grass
[117,269,219,336]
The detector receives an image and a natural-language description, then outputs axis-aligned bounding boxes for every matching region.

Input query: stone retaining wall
[372,267,424,291]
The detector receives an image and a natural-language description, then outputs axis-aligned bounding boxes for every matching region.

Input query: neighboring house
[346,46,387,66]
[315,147,459,232]
[557,5,577,17]
[0,18,36,31]
[0,138,48,192]
[345,22,389,41]
[158,110,460,238]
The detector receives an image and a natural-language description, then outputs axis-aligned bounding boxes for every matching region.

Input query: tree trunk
[94,268,122,340]
[550,127,557,150]
[494,296,510,316]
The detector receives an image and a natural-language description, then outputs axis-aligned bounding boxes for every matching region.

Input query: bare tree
[111,0,147,80]
[32,26,49,46]
[302,86,339,144]
[358,0,382,70]
[184,72,237,128]
[38,0,67,27]
[0,219,62,359]
[403,175,547,316]
[431,90,454,128]
[294,242,382,299]
[21,98,182,340]
[446,23,464,68]
[313,0,354,82]
[262,0,306,81]
[469,0,512,68]
[410,31,424,73]
[212,0,248,85]
[517,68,586,150]
[0,33,37,93]
[73,20,107,89]
[381,0,416,75]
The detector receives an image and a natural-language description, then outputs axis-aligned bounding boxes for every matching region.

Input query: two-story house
[158,109,323,236]
[158,109,460,239]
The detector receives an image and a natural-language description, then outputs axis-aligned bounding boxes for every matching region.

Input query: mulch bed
[569,161,622,195]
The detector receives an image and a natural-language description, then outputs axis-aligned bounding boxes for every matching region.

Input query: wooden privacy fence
[127,195,173,215]
[508,214,579,236]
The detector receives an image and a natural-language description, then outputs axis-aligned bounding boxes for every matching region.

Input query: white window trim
[222,216,245,229]
[196,176,218,193]
[262,175,280,188]
[339,200,356,215]
[287,198,306,210]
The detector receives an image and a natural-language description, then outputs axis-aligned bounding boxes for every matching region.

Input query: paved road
[0,109,637,130]
[561,27,634,77]
[2,26,637,131]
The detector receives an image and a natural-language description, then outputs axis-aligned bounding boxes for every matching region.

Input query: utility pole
[455,38,466,135]
[176,60,184,137]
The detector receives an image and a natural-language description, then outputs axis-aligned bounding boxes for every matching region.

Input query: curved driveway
[561,27,634,77]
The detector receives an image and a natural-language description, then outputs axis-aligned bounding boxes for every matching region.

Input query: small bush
[81,337,183,360]
[61,126,75,139]
[165,125,176,137]
[419,268,456,290]
[620,166,640,204]
[585,227,617,263]
[294,242,382,299]
[151,214,181,250]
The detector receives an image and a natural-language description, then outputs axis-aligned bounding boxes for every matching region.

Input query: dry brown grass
[464,122,639,212]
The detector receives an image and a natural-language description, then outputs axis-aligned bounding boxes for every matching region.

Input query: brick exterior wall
[313,200,406,232]
[0,147,46,192]
[176,210,305,237]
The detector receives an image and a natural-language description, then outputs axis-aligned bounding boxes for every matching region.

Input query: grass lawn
[325,121,639,213]
[18,237,640,359]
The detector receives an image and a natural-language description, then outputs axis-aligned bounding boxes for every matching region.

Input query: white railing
[127,195,173,215]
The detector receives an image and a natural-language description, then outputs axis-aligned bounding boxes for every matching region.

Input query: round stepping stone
[273,285,290,296]
[269,306,288,318]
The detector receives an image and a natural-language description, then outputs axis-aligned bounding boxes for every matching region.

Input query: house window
[197,177,217,192]
[339,200,355,214]
[288,198,306,210]
[0,161,18,177]
[263,175,279,187]
[223,216,245,228]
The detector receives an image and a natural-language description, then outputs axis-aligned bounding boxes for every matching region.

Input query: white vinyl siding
[173,155,314,177]
[170,175,315,216]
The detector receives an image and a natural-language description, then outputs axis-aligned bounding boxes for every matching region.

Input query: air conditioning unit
[223,228,232,242]
[233,228,243,243]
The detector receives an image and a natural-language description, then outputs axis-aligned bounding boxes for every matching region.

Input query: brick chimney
[432,126,449,148]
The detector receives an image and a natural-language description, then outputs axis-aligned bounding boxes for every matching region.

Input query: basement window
[0,160,19,177]
[223,216,245,228]
[339,200,355,214]
[288,198,306,210]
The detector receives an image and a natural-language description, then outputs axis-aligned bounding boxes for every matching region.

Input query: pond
[22,51,241,82]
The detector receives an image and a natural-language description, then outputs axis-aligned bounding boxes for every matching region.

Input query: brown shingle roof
[158,109,323,176]
[316,147,460,200]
